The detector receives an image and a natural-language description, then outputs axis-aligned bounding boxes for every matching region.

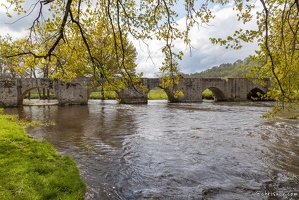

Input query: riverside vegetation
[0,108,86,199]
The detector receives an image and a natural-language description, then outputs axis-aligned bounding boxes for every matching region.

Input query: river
[4,100,299,199]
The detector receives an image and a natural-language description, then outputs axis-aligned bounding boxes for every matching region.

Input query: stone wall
[0,80,18,107]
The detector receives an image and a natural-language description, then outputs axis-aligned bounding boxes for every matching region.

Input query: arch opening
[202,87,226,101]
[247,88,266,100]
[202,89,214,100]
[148,87,168,100]
[21,87,58,106]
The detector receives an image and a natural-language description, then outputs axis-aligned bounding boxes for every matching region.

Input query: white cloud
[133,39,165,78]
[134,3,261,77]
[0,2,52,39]
[1,2,261,77]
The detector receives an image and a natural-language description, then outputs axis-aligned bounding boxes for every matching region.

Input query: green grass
[89,91,118,99]
[148,88,168,100]
[0,109,86,200]
[25,93,57,99]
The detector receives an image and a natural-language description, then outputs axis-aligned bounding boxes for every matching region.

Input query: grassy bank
[0,110,86,200]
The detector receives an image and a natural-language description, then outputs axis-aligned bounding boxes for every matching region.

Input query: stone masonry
[0,77,270,107]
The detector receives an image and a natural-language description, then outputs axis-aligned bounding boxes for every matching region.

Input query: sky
[134,3,260,77]
[0,1,260,78]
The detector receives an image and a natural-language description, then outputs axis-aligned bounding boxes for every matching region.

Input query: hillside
[184,57,261,78]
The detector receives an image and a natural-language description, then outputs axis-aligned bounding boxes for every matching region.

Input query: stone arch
[203,87,227,101]
[140,78,169,102]
[17,87,57,105]
[247,87,266,100]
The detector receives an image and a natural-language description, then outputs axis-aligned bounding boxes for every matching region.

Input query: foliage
[148,88,168,100]
[0,4,140,93]
[89,91,118,99]
[185,57,261,78]
[247,0,299,115]
[0,112,86,199]
[210,0,299,115]
[0,0,215,88]
[202,89,214,100]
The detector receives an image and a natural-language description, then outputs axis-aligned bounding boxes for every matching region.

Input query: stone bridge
[0,77,270,107]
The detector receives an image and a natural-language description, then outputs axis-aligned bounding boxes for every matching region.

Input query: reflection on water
[4,100,299,199]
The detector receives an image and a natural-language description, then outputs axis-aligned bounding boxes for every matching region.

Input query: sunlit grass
[148,88,168,100]
[0,109,86,199]
[89,91,118,99]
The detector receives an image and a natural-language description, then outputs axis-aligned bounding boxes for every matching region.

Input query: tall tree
[210,0,299,116]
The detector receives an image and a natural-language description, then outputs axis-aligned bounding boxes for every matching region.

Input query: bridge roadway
[0,77,270,107]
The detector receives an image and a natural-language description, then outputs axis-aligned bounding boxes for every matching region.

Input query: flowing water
[4,100,299,200]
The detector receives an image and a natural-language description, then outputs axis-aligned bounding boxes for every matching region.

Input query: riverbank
[0,109,86,199]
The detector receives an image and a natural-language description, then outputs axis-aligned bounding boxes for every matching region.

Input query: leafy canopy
[1,0,214,87]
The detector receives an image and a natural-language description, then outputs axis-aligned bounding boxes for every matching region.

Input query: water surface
[4,100,299,199]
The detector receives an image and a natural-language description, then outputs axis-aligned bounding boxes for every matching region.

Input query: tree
[210,0,299,116]
[1,0,213,91]
[0,7,140,88]
[249,2,299,116]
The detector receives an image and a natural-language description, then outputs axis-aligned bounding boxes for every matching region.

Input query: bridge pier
[0,80,18,107]
[164,78,203,103]
[55,78,90,106]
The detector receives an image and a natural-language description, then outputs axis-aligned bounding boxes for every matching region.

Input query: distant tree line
[184,57,263,78]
